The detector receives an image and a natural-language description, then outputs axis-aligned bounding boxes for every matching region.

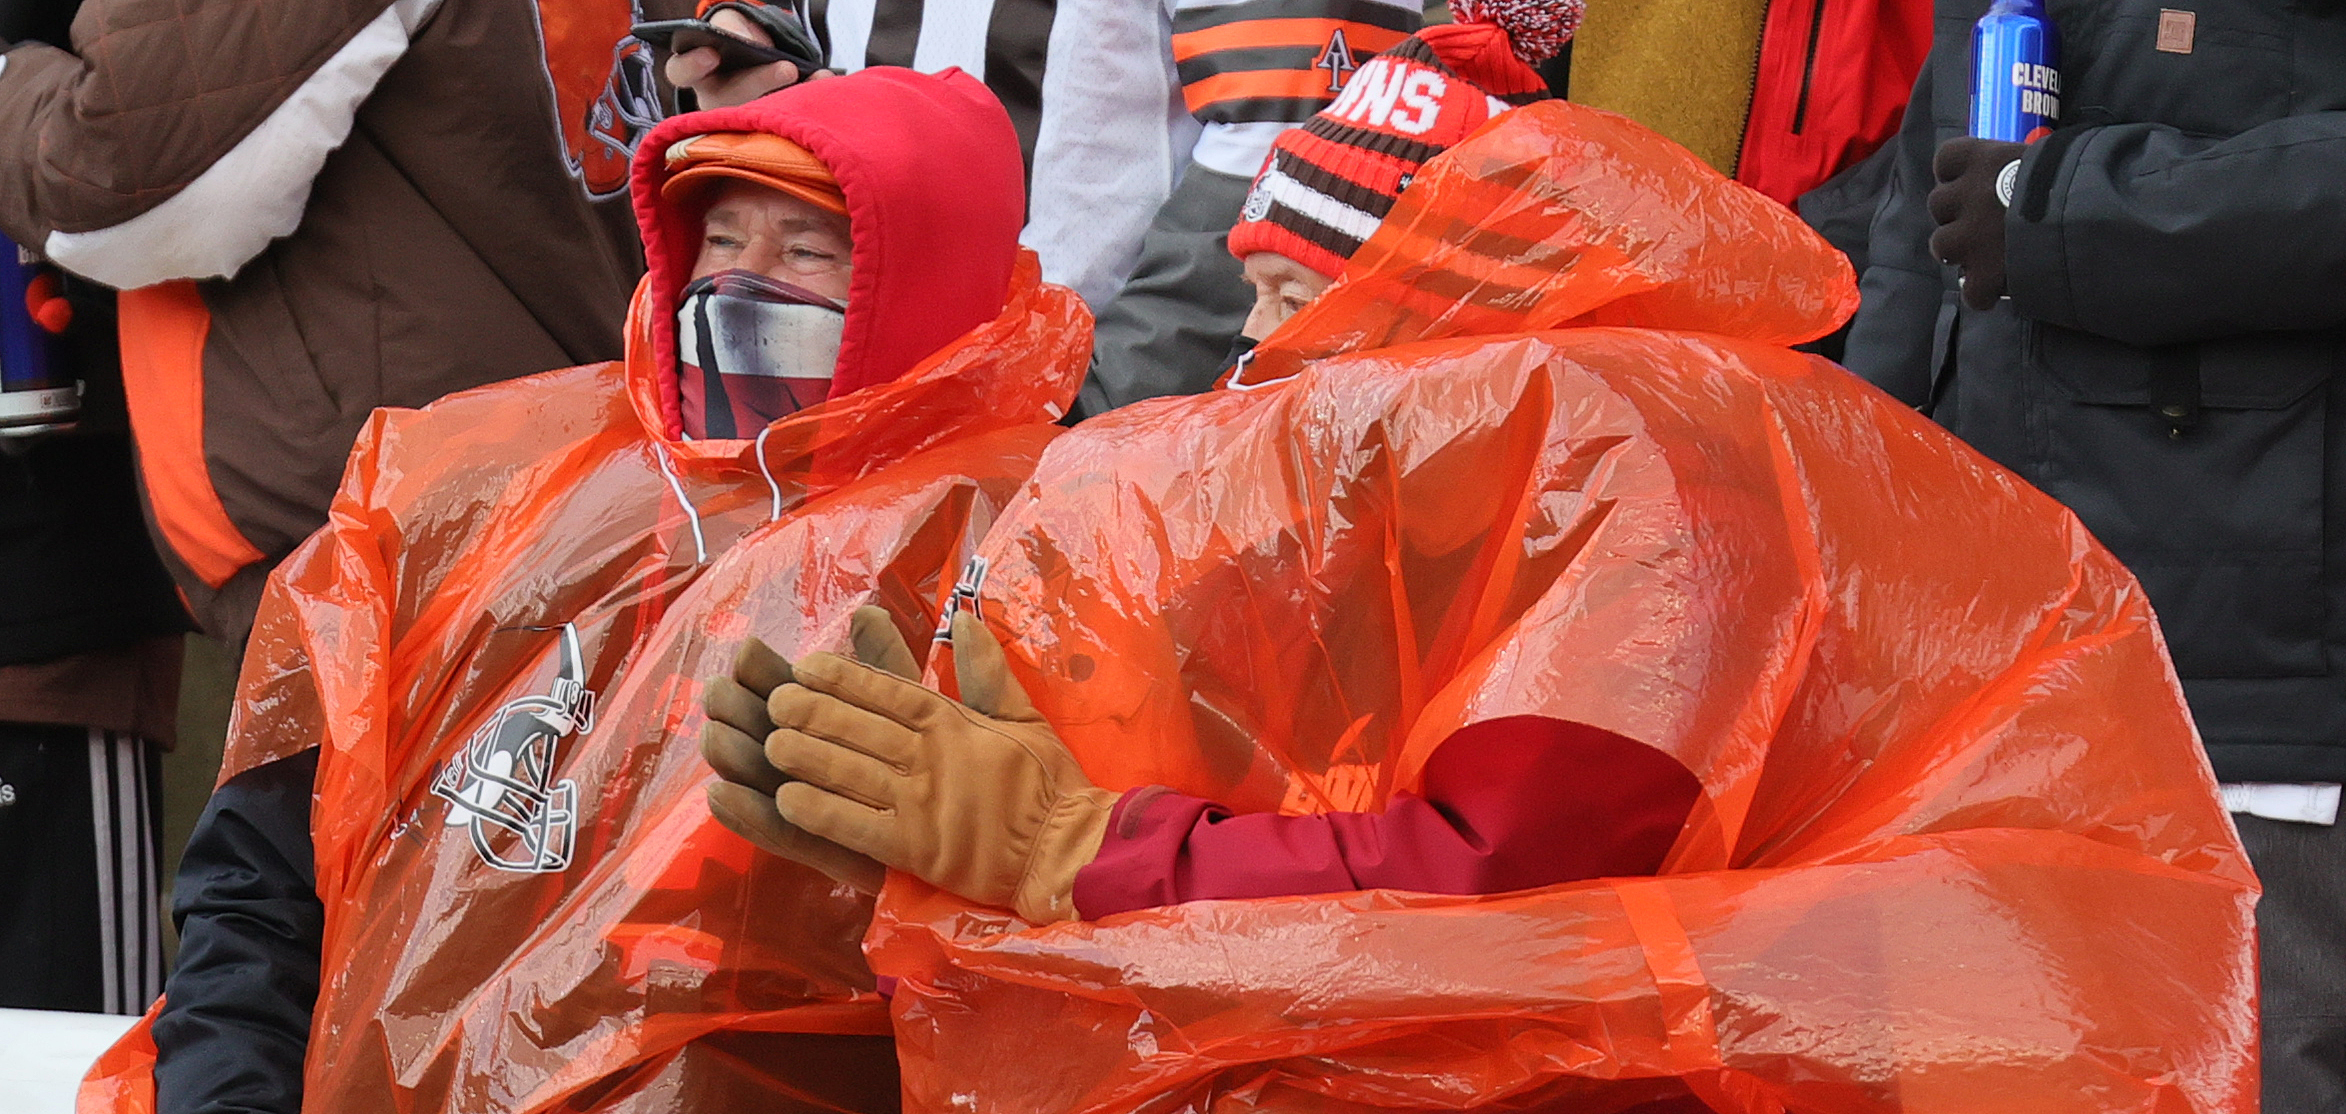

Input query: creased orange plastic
[77,999,161,1114]
[868,104,2258,1114]
[80,253,1090,1114]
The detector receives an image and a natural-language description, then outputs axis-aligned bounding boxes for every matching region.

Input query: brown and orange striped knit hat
[1227,20,1555,281]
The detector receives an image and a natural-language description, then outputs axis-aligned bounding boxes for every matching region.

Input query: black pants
[2237,813,2346,1114]
[0,722,163,1014]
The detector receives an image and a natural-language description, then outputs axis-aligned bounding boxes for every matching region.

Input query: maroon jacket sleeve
[1072,716,1701,919]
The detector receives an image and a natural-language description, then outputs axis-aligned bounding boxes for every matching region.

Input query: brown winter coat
[0,0,687,643]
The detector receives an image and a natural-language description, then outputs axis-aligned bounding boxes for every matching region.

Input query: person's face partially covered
[673,178,854,435]
[1240,252,1335,341]
[692,180,854,298]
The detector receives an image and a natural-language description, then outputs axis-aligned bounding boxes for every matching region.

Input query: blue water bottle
[1970,0,2061,142]
[0,240,80,439]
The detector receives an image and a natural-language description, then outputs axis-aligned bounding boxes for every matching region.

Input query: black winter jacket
[155,751,320,1114]
[1845,0,2346,783]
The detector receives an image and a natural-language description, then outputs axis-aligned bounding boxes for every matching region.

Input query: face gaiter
[675,269,846,439]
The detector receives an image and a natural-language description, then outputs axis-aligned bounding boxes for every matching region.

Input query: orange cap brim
[660,132,848,215]
[664,165,849,215]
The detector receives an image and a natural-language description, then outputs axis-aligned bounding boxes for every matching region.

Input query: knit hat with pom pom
[1453,0,1586,65]
[1227,20,1557,281]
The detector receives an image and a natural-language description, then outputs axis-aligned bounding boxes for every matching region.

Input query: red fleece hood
[630,69,1025,438]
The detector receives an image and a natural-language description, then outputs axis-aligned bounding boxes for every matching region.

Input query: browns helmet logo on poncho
[429,624,599,874]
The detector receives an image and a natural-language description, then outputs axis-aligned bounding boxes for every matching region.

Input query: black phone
[633,5,827,77]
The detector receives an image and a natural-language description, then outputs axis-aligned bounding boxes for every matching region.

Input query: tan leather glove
[700,611,915,894]
[764,610,1116,922]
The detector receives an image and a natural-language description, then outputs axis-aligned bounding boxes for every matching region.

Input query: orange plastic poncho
[867,103,2259,1114]
[78,249,1089,1114]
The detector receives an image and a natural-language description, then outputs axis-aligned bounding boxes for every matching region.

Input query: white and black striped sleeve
[1020,0,1199,309]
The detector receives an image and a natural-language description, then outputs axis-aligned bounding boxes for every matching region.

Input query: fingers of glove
[1931,137,1979,184]
[706,782,886,893]
[733,636,795,699]
[790,650,951,732]
[776,781,899,868]
[702,719,787,795]
[768,679,922,768]
[1929,221,1960,268]
[850,606,920,680]
[951,611,1040,721]
[702,675,774,740]
[707,780,811,860]
[764,727,900,810]
[1926,178,1967,229]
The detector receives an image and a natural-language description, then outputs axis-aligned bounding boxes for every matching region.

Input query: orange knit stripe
[1182,69,1357,113]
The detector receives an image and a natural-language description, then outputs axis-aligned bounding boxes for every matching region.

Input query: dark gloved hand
[1928,137,2027,311]
[763,611,1116,923]
[701,612,911,894]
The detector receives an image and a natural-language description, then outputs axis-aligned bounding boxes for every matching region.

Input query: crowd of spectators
[0,0,2334,1111]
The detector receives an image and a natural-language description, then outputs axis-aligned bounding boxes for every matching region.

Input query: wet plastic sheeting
[868,103,2257,1114]
[82,255,1089,1114]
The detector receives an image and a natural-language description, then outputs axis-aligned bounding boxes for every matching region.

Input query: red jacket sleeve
[1072,716,1701,918]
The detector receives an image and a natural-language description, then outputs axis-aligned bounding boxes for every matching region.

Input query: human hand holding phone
[637,1,831,110]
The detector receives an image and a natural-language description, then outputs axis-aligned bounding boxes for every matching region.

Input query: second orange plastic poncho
[868,103,2259,1113]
